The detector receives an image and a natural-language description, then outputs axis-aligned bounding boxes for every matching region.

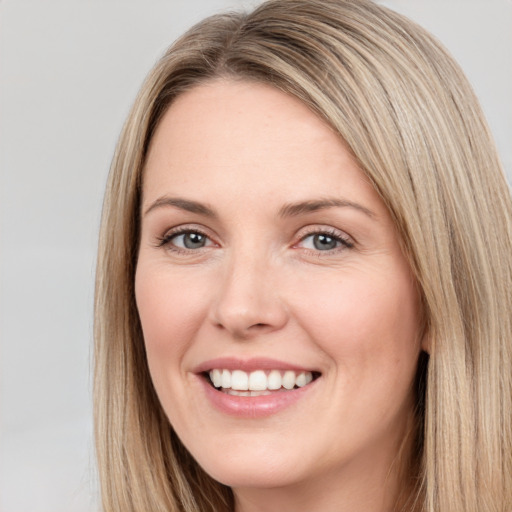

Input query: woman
[94,0,512,510]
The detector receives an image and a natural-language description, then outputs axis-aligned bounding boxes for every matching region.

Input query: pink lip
[193,357,320,418]
[198,375,317,418]
[193,357,316,373]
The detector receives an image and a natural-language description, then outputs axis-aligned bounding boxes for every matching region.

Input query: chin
[192,443,307,489]
[205,464,303,490]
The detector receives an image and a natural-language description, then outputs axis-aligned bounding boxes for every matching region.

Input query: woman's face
[136,80,423,502]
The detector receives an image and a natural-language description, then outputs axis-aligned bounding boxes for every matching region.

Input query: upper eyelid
[295,225,353,241]
[161,224,213,238]
[154,224,354,247]
[296,233,353,250]
[155,225,216,249]
[293,226,356,253]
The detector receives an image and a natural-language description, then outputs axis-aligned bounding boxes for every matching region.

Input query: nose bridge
[211,241,287,338]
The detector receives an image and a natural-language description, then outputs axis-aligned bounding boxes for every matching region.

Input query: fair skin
[135,79,423,512]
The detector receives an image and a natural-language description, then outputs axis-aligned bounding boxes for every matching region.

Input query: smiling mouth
[205,369,320,396]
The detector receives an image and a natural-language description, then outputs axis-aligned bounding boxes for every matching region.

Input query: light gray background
[1,1,510,511]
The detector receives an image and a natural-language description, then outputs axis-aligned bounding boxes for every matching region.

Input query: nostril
[248,323,271,332]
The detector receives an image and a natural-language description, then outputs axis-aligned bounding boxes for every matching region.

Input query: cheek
[291,267,421,378]
[134,264,210,360]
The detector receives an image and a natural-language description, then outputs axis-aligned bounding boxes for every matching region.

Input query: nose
[209,250,289,340]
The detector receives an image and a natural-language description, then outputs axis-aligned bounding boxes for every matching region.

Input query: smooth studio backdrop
[1,1,510,511]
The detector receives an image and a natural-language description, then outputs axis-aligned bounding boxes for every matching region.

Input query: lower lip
[199,376,318,418]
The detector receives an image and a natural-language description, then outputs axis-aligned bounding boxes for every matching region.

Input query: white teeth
[228,390,250,396]
[227,389,273,397]
[231,370,249,390]
[208,369,315,391]
[282,370,295,390]
[295,372,313,387]
[295,372,307,387]
[211,369,222,388]
[267,370,282,390]
[221,369,231,388]
[248,370,267,391]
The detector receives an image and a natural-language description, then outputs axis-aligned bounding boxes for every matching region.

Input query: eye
[297,230,353,252]
[158,229,214,250]
[173,232,210,249]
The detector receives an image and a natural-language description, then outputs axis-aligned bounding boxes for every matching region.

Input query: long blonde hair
[94,1,512,510]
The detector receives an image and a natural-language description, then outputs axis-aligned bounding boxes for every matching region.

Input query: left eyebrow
[143,196,217,218]
[278,197,376,219]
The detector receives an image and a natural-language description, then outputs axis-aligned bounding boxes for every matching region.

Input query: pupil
[184,233,205,249]
[313,234,337,250]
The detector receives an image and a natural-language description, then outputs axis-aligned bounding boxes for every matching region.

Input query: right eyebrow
[143,196,217,218]
[278,197,376,219]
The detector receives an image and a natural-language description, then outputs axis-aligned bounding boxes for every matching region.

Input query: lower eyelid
[297,231,353,249]
[154,227,352,252]
[156,228,218,251]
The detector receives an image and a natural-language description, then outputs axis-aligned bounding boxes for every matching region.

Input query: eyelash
[155,226,354,254]
[155,226,212,253]
[296,228,354,253]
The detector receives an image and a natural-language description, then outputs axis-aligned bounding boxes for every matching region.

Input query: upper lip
[193,357,318,374]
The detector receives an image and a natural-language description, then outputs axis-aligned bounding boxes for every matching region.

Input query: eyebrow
[278,198,376,219]
[143,195,376,220]
[144,196,217,217]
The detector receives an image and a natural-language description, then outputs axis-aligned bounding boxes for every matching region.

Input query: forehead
[142,79,383,217]
[145,79,343,167]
